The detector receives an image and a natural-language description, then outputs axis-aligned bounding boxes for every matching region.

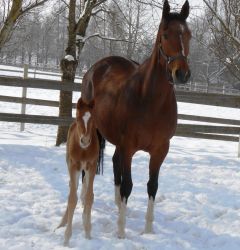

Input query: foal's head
[158,0,191,84]
[76,98,95,149]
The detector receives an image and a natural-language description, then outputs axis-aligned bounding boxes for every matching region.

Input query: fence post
[20,64,28,131]
[238,133,240,158]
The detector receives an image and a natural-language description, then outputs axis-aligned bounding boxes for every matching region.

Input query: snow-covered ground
[0,69,240,250]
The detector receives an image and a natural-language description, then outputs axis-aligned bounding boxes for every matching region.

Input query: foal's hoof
[117,231,126,239]
[141,228,155,235]
[63,240,69,247]
[85,232,92,240]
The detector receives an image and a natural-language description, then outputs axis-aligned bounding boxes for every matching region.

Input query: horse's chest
[126,108,177,149]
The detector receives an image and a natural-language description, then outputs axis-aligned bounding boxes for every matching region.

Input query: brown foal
[57,98,102,245]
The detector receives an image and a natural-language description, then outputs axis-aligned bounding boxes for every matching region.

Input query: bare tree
[56,0,107,146]
[203,0,240,88]
[0,0,49,52]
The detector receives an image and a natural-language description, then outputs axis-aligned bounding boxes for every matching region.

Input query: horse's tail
[96,130,105,175]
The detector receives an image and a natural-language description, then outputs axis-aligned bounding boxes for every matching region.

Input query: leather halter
[159,43,188,82]
[159,44,187,65]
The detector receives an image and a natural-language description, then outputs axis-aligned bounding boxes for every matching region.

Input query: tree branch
[82,32,141,44]
[203,0,240,48]
[21,0,49,15]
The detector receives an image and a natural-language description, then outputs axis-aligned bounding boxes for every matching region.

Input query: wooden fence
[0,74,240,156]
[0,63,82,80]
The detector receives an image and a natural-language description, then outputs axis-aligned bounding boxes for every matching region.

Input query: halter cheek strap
[159,45,187,65]
[159,44,188,82]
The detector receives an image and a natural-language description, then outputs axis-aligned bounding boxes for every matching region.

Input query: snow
[64,55,75,61]
[0,68,240,249]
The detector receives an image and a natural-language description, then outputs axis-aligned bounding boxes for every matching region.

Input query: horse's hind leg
[117,149,133,239]
[112,148,122,210]
[145,142,169,234]
[82,164,95,239]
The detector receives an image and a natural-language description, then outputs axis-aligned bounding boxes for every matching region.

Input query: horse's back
[82,56,138,103]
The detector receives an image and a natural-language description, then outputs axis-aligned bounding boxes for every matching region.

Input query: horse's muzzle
[173,69,191,84]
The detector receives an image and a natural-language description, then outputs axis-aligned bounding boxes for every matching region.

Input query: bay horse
[56,98,104,245]
[82,0,191,238]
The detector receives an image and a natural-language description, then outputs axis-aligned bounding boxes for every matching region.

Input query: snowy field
[0,68,240,250]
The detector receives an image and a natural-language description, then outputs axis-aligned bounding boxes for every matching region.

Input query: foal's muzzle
[80,135,91,149]
[173,69,191,84]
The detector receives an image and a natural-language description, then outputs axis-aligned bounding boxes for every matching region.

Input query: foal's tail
[96,130,105,175]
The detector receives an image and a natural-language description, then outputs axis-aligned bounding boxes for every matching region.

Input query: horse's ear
[180,0,190,20]
[162,0,170,19]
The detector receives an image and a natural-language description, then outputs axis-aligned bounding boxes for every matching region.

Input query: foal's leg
[144,142,169,234]
[82,164,95,239]
[112,148,122,210]
[117,149,133,239]
[63,164,80,246]
[80,170,87,206]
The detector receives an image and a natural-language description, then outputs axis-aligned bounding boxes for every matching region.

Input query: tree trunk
[55,58,78,146]
[0,0,22,52]
[55,0,99,146]
[55,0,77,146]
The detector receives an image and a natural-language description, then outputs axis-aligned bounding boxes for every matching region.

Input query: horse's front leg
[82,163,95,239]
[145,142,169,234]
[117,149,133,239]
[63,163,80,246]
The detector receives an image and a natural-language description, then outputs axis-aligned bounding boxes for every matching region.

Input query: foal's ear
[77,98,84,110]
[87,100,95,110]
[180,0,190,20]
[162,0,170,19]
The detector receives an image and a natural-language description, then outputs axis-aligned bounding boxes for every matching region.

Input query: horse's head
[158,0,191,84]
[76,98,95,149]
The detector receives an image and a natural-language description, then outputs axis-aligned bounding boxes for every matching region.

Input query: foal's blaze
[76,100,94,149]
[81,0,191,239]
[56,98,101,246]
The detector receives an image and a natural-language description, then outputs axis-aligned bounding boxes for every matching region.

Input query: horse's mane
[163,13,187,24]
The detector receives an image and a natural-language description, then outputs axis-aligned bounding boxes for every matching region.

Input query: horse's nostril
[175,69,190,84]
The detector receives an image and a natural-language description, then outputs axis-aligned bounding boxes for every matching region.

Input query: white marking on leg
[115,186,121,211]
[144,197,154,233]
[82,111,91,132]
[117,197,127,238]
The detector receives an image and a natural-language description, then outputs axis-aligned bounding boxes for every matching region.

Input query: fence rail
[0,76,81,91]
[1,76,240,108]
[0,63,82,79]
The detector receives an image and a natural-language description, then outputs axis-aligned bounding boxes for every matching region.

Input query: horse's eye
[163,34,168,40]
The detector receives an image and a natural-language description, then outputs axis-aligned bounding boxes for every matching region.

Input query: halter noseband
[159,43,188,82]
[159,45,187,65]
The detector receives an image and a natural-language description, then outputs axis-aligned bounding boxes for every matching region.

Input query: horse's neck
[140,46,169,97]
